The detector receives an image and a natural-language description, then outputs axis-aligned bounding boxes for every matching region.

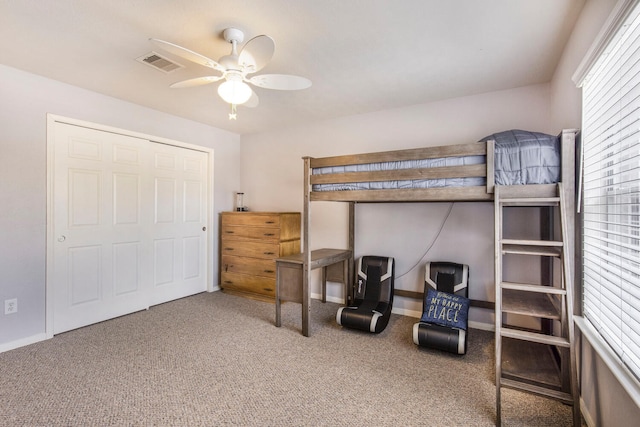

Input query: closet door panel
[52,123,150,334]
[149,143,208,305]
[153,238,176,286]
[113,173,140,225]
[113,242,141,295]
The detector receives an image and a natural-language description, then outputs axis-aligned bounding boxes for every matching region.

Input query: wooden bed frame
[298,129,578,337]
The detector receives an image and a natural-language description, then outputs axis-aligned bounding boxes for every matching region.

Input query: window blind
[582,0,640,380]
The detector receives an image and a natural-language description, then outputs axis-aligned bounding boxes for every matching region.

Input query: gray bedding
[487,129,560,185]
[312,130,560,191]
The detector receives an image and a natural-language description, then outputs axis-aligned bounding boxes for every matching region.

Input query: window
[580,0,640,380]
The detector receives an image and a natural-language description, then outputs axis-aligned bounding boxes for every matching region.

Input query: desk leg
[275,263,281,327]
[302,264,310,337]
[321,267,327,303]
[342,258,350,305]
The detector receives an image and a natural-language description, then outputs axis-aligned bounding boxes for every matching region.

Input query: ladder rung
[501,281,567,295]
[501,327,570,347]
[500,197,560,206]
[502,289,561,319]
[502,243,562,257]
[502,239,563,247]
[499,377,574,404]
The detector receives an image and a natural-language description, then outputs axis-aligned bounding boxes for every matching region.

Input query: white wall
[241,83,553,324]
[0,64,241,348]
[550,0,620,130]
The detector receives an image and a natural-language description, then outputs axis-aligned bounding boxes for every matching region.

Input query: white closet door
[150,143,208,306]
[52,123,152,334]
[51,122,210,334]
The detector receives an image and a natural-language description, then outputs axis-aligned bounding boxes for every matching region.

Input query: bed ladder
[494,183,580,427]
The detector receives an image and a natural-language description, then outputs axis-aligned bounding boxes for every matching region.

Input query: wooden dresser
[220,212,301,300]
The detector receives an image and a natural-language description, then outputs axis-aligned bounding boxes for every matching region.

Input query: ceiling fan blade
[239,35,275,74]
[169,76,224,89]
[149,38,226,72]
[244,90,259,108]
[249,74,312,90]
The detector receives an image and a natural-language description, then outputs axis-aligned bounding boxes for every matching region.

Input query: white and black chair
[336,256,394,333]
[413,262,470,354]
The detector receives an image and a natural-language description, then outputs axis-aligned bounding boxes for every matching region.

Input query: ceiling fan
[150,28,311,120]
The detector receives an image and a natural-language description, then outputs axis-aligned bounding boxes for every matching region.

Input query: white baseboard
[468,321,494,332]
[581,397,595,427]
[391,304,494,331]
[314,293,344,305]
[391,306,421,318]
[319,294,495,332]
[0,333,48,354]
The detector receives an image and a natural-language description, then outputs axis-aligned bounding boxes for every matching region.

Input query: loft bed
[298,129,578,337]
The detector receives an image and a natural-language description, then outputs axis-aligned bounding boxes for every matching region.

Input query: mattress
[312,155,486,191]
[311,130,560,191]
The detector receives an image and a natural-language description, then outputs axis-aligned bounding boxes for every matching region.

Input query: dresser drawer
[221,272,276,296]
[221,225,280,241]
[221,240,280,259]
[222,255,276,278]
[222,213,281,228]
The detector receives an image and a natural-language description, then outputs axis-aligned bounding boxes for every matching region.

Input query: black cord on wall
[394,202,454,280]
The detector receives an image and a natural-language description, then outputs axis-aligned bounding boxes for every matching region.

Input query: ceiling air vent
[136,52,184,74]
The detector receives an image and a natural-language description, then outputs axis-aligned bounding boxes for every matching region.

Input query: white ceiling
[1,0,585,135]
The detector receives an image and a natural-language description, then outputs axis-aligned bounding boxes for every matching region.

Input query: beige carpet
[0,292,578,426]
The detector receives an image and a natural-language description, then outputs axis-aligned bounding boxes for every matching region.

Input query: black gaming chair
[413,262,470,354]
[336,256,394,333]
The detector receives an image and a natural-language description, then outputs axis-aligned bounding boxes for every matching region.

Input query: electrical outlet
[5,298,17,315]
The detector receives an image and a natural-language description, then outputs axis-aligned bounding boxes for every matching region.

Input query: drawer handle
[225,230,235,234]
[263,287,273,292]
[264,233,275,236]
[224,248,234,251]
[264,252,275,255]
[265,221,275,224]
[224,280,233,284]
[264,269,275,274]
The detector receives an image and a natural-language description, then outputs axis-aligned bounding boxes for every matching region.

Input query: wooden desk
[275,248,352,335]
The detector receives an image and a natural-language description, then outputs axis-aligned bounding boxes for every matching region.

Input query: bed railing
[305,140,495,203]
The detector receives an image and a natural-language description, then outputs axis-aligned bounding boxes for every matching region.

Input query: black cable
[395,202,454,279]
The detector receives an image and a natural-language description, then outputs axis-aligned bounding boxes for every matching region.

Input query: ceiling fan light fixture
[218,76,252,105]
[151,28,311,120]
